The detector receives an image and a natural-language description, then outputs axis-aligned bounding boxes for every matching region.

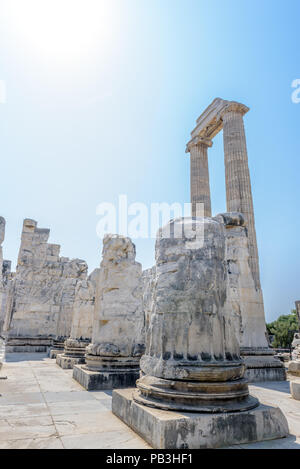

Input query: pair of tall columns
[187,102,260,290]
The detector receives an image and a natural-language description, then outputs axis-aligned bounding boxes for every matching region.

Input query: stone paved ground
[0,351,300,449]
[0,352,150,449]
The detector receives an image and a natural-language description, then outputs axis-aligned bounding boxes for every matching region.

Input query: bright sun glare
[4,0,116,61]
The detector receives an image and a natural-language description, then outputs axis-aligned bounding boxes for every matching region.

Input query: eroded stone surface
[185,100,279,382]
[113,388,289,449]
[70,268,99,341]
[291,302,300,361]
[290,381,300,400]
[216,212,285,382]
[56,268,98,368]
[141,266,155,332]
[113,216,289,448]
[0,218,6,335]
[287,302,300,377]
[3,219,87,352]
[74,234,145,389]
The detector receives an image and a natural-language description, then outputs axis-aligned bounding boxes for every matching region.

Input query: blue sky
[0,0,299,321]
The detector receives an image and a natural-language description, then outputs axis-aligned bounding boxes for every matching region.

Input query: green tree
[267,309,299,349]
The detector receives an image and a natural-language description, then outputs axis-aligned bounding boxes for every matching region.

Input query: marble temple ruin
[112,216,289,448]
[56,268,99,369]
[3,219,88,353]
[0,97,296,448]
[185,98,285,381]
[73,234,145,390]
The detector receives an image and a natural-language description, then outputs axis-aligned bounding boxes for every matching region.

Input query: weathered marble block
[113,217,289,449]
[290,381,300,400]
[56,268,98,369]
[0,218,6,337]
[141,266,155,333]
[73,234,145,390]
[287,302,300,377]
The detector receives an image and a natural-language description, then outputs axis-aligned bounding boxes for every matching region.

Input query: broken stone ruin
[56,268,99,369]
[112,216,289,448]
[73,234,145,390]
[0,98,297,449]
[2,219,87,353]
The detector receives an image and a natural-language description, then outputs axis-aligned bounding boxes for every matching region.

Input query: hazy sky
[0,0,299,322]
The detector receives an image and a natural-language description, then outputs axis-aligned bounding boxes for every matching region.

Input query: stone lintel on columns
[218,102,249,120]
[188,98,249,143]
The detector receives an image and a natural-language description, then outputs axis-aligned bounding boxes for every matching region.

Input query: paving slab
[53,410,130,436]
[0,415,57,441]
[0,436,64,449]
[0,403,49,419]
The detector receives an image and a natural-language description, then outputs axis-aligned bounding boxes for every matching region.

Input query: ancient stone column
[220,105,284,380]
[186,136,212,217]
[221,103,260,290]
[112,217,288,448]
[73,234,145,390]
[141,266,155,332]
[56,269,98,369]
[288,301,300,381]
[0,217,5,370]
[217,212,285,382]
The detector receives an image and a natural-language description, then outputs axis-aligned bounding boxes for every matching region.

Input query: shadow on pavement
[250,380,291,395]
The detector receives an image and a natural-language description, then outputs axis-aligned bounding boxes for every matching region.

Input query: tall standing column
[186,137,212,217]
[221,103,260,290]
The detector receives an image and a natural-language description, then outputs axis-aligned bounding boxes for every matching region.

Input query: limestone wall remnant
[215,212,285,381]
[4,219,87,352]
